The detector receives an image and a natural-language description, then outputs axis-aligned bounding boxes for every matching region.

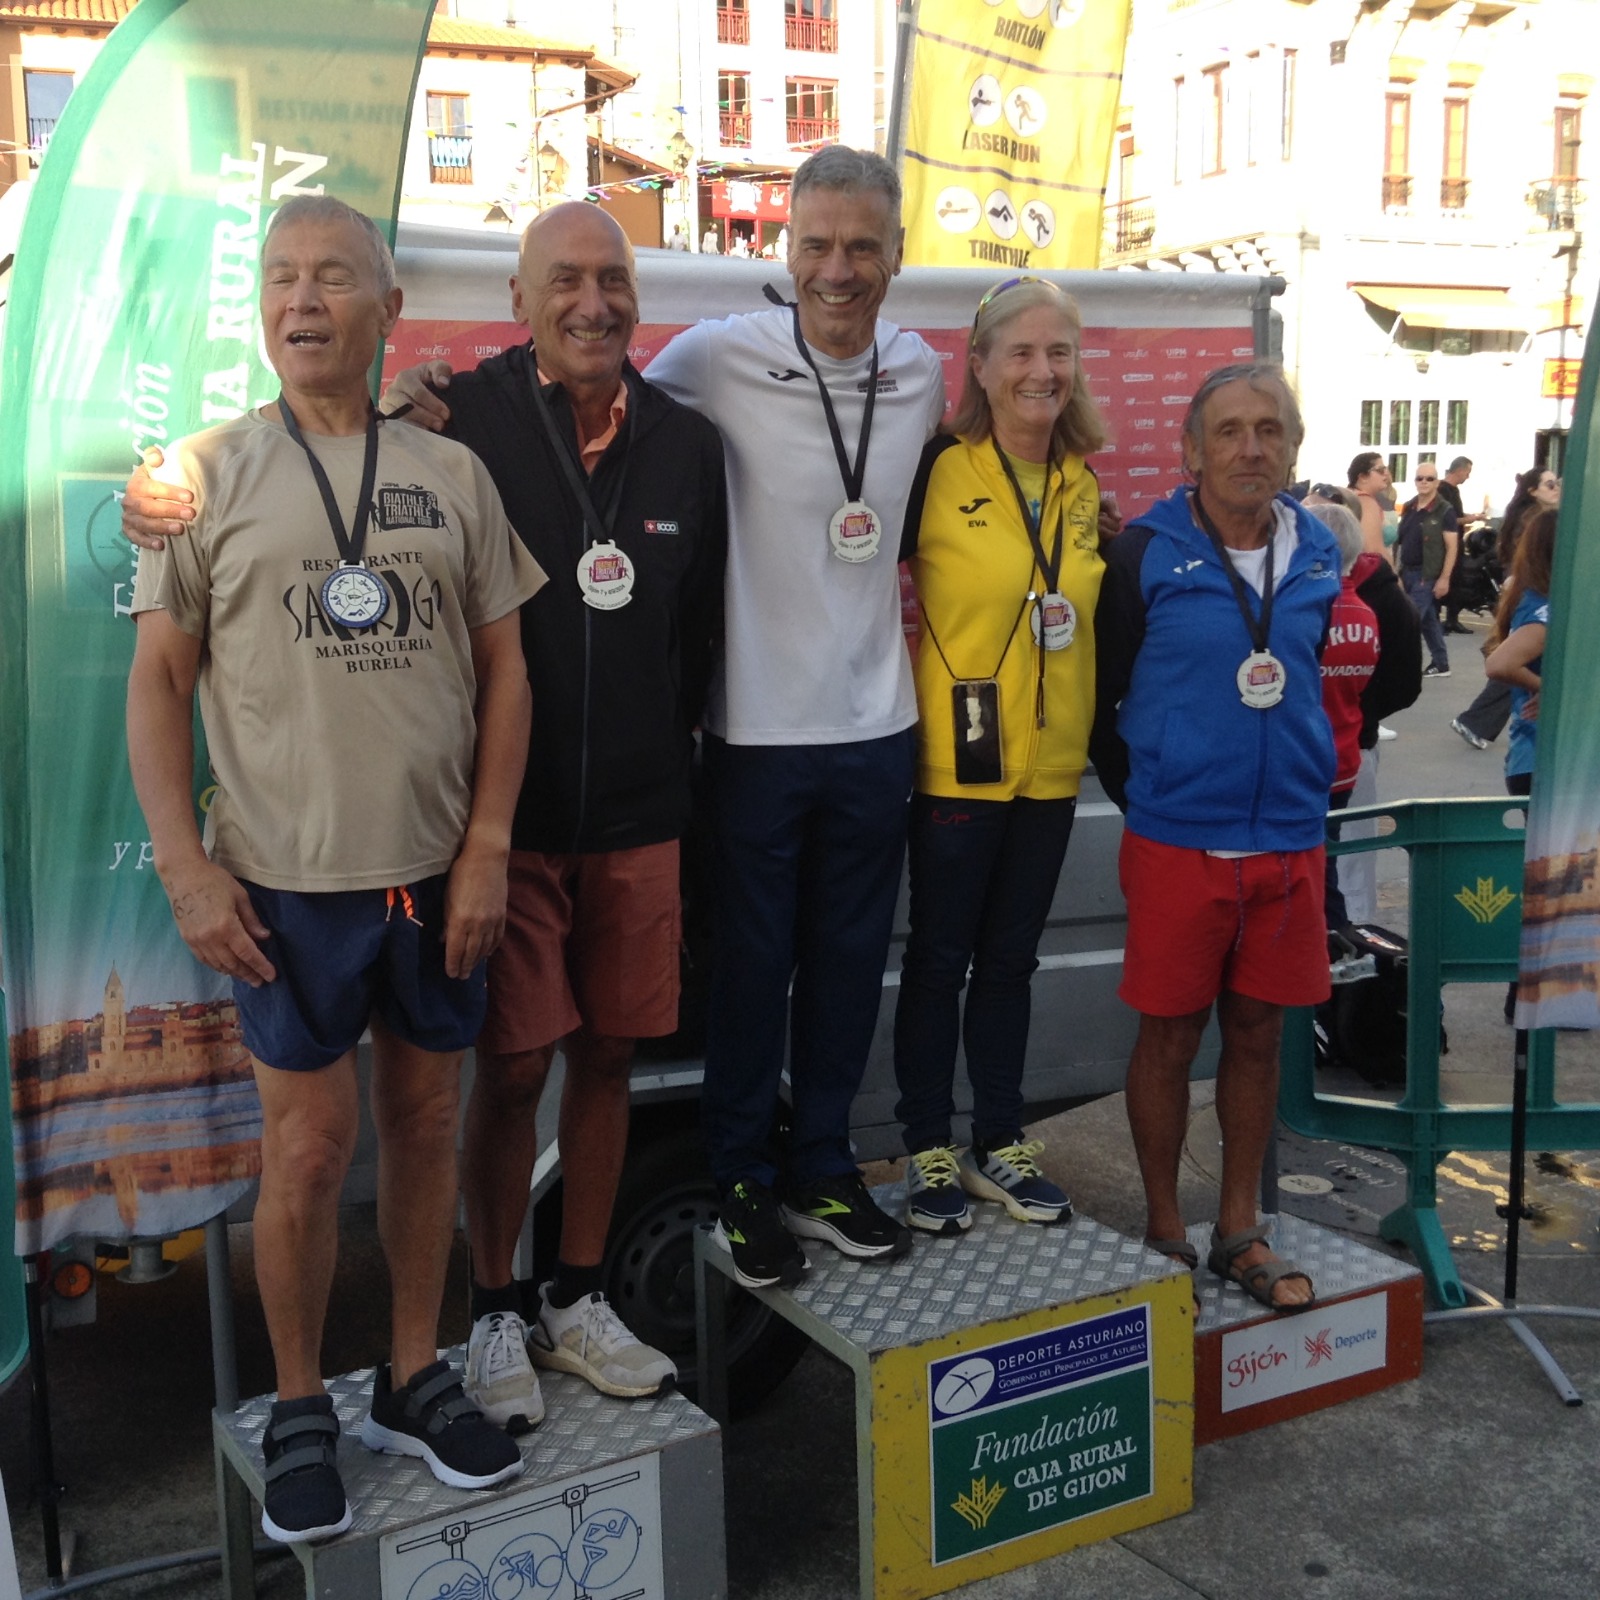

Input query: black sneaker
[782,1170,914,1262]
[360,1360,523,1490]
[1424,664,1451,677]
[260,1394,351,1545]
[712,1178,807,1289]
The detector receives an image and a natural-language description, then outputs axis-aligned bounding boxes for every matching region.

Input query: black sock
[470,1279,522,1323]
[545,1260,604,1310]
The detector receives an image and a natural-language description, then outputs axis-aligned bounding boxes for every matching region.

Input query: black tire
[604,1120,810,1417]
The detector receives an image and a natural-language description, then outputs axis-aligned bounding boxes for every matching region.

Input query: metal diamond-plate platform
[215,1349,712,1536]
[703,1181,1190,1361]
[213,1347,725,1599]
[1187,1211,1421,1334]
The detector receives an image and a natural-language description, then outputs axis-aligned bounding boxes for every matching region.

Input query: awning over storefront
[1354,284,1527,331]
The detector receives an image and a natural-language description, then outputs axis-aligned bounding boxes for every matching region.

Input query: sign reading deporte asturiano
[927,1307,1154,1565]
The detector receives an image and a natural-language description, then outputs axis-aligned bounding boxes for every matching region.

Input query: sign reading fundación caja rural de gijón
[927,1306,1153,1565]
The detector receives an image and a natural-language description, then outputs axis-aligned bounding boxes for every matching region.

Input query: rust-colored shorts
[1118,829,1330,1017]
[479,840,681,1055]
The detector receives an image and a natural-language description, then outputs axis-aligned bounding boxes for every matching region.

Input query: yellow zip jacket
[903,434,1103,799]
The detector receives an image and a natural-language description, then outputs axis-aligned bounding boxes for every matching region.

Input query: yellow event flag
[901,0,1132,269]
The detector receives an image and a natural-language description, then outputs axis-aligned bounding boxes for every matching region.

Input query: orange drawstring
[385,884,422,926]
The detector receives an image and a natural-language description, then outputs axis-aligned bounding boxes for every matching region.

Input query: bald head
[511,202,639,395]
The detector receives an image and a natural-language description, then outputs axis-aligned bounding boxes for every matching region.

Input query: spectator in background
[1452,466,1560,749]
[1437,455,1472,519]
[1348,452,1396,557]
[1396,463,1457,677]
[701,224,721,255]
[1306,500,1378,929]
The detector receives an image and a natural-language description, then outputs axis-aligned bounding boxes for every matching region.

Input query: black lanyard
[790,306,878,504]
[993,439,1063,595]
[1192,489,1276,654]
[527,364,633,544]
[278,396,379,568]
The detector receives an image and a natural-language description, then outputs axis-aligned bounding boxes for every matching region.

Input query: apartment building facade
[1108,0,1594,506]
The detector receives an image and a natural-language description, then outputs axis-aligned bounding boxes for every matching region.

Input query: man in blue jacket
[1091,363,1340,1313]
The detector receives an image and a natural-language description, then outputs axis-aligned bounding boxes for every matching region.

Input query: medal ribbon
[527,366,633,545]
[790,305,878,506]
[278,395,380,569]
[1191,489,1276,655]
[994,440,1066,728]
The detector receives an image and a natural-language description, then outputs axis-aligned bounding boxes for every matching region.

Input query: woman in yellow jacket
[894,277,1107,1235]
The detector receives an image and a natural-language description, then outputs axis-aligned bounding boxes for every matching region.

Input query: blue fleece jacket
[1089,488,1341,852]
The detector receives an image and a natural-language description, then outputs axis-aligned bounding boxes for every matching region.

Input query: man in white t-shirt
[647,147,945,1288]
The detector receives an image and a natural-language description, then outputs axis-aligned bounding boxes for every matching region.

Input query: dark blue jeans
[1400,566,1449,671]
[701,729,915,1191]
[893,793,1076,1154]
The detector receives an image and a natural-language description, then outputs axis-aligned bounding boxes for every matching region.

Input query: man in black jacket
[121,205,728,1432]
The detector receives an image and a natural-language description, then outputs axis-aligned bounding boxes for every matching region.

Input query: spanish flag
[899,0,1132,270]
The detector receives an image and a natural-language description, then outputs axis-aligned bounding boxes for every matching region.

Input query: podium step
[213,1349,724,1598]
[697,1184,1195,1600]
[1190,1213,1424,1443]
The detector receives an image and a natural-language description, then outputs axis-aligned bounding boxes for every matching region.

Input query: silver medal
[1237,649,1288,709]
[321,563,388,629]
[828,500,882,563]
[1030,591,1077,651]
[577,539,635,610]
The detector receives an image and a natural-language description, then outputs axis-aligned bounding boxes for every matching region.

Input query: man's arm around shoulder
[126,610,275,985]
[446,611,532,979]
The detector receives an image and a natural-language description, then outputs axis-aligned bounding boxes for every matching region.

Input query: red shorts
[1118,830,1330,1016]
[479,841,681,1055]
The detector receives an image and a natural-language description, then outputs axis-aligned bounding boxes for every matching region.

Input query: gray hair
[1182,362,1304,453]
[791,145,901,216]
[1303,500,1364,575]
[264,195,396,297]
[1448,455,1472,473]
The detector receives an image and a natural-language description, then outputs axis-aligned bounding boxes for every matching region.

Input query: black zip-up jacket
[444,343,727,853]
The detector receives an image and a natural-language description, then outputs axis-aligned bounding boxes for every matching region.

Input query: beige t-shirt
[131,410,546,892]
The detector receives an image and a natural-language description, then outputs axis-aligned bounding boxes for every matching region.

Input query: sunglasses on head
[970,275,1062,345]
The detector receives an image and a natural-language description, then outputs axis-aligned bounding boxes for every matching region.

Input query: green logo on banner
[928,1309,1154,1565]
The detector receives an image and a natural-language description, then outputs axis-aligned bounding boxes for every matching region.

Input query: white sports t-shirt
[647,307,946,745]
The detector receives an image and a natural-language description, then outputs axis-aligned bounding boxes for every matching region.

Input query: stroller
[1444,521,1501,625]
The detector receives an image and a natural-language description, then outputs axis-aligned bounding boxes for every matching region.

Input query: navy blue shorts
[232,875,488,1072]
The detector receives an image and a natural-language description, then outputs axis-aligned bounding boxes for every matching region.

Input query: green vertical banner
[0,0,436,1254]
[1517,297,1600,1032]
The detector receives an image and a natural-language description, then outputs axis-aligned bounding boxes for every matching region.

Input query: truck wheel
[604,1124,809,1417]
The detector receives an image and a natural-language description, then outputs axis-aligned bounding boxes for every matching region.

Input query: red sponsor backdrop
[384,319,1257,640]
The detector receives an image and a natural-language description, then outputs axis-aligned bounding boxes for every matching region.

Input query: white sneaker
[463,1310,544,1430]
[529,1286,677,1398]
[1377,724,1399,742]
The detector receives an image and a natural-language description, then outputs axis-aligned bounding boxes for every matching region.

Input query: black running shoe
[712,1178,807,1289]
[360,1360,523,1490]
[782,1170,914,1262]
[260,1394,351,1545]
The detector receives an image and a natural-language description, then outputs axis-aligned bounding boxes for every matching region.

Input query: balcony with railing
[1529,178,1582,231]
[427,132,473,185]
[719,110,752,147]
[1440,177,1469,211]
[717,5,748,45]
[1104,197,1155,255]
[786,115,839,148]
[785,15,838,51]
[1381,173,1411,210]
[28,115,56,162]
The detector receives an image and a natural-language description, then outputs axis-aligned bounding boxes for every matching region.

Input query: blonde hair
[947,278,1107,458]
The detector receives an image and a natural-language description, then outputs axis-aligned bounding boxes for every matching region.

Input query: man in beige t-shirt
[126,197,543,1544]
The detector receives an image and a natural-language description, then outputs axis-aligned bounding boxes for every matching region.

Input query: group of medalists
[121,146,1346,1546]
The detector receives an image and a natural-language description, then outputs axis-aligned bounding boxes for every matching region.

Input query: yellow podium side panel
[869,1275,1193,1600]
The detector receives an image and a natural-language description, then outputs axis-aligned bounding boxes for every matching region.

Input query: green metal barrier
[1279,796,1600,1309]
